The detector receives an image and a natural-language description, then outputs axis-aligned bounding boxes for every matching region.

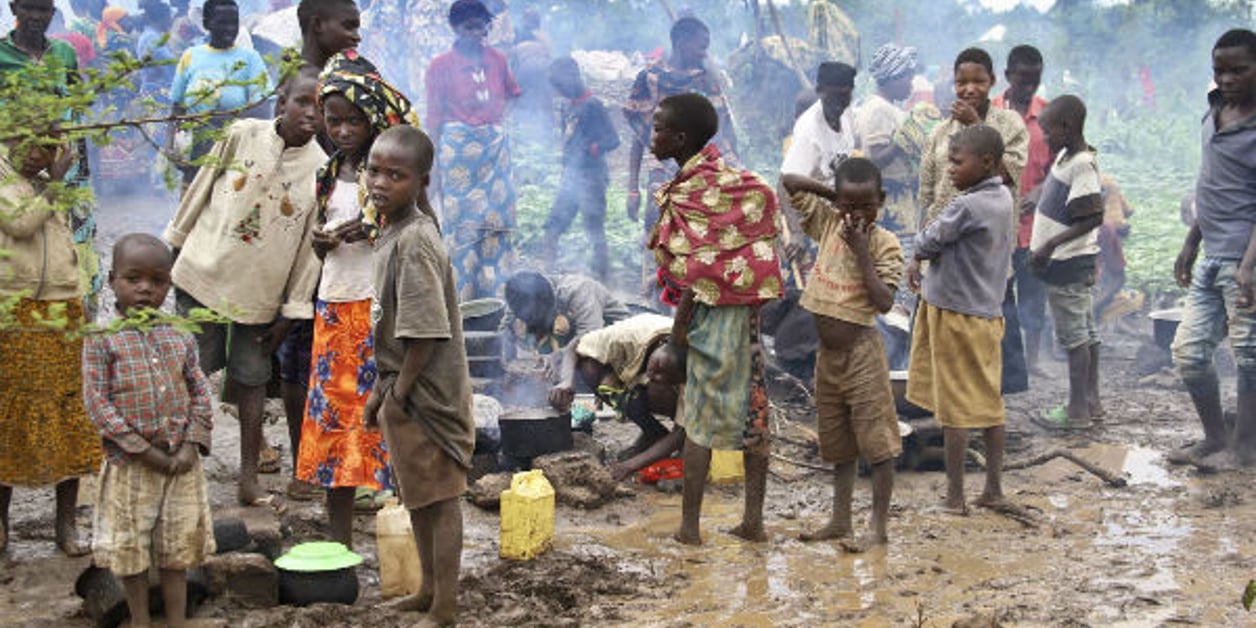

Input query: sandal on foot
[258,443,282,474]
[286,479,322,502]
[1032,405,1092,430]
[354,488,393,512]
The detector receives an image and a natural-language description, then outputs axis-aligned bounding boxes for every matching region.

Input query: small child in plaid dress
[84,234,215,628]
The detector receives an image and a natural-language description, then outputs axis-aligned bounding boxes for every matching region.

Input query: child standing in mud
[163,70,325,507]
[782,158,903,551]
[1028,95,1106,430]
[84,234,216,628]
[905,125,1015,514]
[363,126,475,627]
[1170,28,1256,471]
[648,93,783,545]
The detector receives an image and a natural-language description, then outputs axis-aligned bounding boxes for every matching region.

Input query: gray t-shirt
[915,177,1016,319]
[371,209,474,467]
[1196,101,1256,260]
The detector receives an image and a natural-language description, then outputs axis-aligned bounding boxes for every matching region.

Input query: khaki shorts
[1046,281,1099,350]
[92,458,216,576]
[380,398,469,511]
[176,290,272,387]
[815,329,902,465]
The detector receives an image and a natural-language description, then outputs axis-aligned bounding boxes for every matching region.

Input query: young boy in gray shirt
[905,125,1016,514]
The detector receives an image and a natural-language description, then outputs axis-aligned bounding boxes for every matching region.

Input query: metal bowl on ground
[274,542,362,607]
[461,298,507,332]
[1150,308,1182,352]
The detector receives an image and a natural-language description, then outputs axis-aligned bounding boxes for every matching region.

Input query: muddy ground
[4,195,1256,627]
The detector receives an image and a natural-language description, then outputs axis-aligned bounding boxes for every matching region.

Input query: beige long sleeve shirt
[164,118,326,324]
[918,107,1028,230]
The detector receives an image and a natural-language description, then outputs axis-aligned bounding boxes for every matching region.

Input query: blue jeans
[1172,257,1256,391]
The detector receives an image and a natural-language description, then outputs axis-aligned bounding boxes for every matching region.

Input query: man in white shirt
[781,61,858,182]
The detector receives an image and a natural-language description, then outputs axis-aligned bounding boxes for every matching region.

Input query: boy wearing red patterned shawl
[649,93,782,546]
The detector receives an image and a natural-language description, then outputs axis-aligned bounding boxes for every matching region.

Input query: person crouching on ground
[363,125,474,626]
[905,125,1016,514]
[85,235,215,628]
[1029,95,1105,430]
[546,313,686,480]
[782,157,903,552]
[648,92,783,545]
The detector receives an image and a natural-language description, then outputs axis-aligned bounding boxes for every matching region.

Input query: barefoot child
[1169,29,1256,470]
[0,135,101,555]
[648,93,783,545]
[783,157,903,551]
[1028,95,1105,429]
[296,50,419,545]
[163,69,325,507]
[363,125,474,626]
[85,234,216,628]
[905,125,1016,513]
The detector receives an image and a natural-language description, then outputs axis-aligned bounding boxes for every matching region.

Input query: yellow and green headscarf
[314,49,421,234]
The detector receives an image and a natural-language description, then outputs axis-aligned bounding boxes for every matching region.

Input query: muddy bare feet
[55,525,89,557]
[672,528,702,546]
[727,522,767,543]
[1167,440,1226,465]
[415,616,453,628]
[839,532,887,553]
[940,496,969,516]
[973,493,1008,508]
[388,591,433,613]
[238,481,268,507]
[1192,448,1256,473]
[798,521,852,542]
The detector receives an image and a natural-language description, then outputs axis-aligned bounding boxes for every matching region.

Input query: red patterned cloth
[649,144,783,306]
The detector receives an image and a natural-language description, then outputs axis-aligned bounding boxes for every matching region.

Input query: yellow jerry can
[499,470,555,560]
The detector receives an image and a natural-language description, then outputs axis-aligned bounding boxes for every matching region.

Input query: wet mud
[4,195,1256,626]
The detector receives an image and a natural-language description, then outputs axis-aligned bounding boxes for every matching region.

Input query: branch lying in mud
[1005,449,1129,488]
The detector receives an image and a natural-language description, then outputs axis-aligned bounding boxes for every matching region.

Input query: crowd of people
[0,0,1254,625]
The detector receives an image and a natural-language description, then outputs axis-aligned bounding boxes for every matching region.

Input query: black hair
[280,63,321,96]
[1043,94,1086,130]
[139,0,170,27]
[112,233,172,271]
[953,47,994,76]
[833,157,883,193]
[548,56,580,79]
[201,0,237,29]
[504,271,555,327]
[448,0,493,28]
[297,0,357,35]
[657,92,718,150]
[1006,45,1043,71]
[1214,28,1256,60]
[670,16,708,47]
[950,125,1004,164]
[374,125,435,176]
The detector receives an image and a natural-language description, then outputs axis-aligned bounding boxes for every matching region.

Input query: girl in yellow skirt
[0,138,102,556]
[296,51,418,547]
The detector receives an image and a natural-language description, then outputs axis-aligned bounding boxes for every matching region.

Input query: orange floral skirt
[296,300,391,490]
[0,298,102,486]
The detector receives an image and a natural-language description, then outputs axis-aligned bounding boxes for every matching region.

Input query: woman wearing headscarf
[292,51,418,546]
[426,0,520,301]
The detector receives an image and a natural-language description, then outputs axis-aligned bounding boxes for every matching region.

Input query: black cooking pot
[461,298,507,332]
[277,567,359,606]
[274,542,362,607]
